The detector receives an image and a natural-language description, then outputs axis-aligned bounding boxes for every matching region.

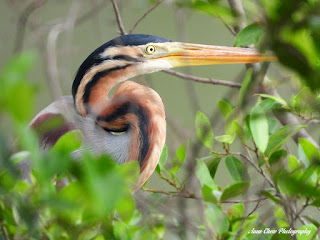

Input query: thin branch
[241,148,276,189]
[159,171,181,191]
[14,0,48,54]
[129,0,166,34]
[222,197,268,204]
[218,16,237,36]
[0,224,9,240]
[45,1,80,100]
[110,0,127,35]
[163,69,241,88]
[246,195,267,217]
[142,187,197,199]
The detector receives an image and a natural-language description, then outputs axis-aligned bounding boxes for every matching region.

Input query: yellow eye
[146,45,156,54]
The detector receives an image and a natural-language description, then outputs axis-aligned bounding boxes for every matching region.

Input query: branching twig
[163,69,241,88]
[158,171,181,191]
[110,0,127,35]
[14,0,48,54]
[129,0,166,34]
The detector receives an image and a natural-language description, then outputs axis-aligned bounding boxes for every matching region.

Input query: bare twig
[219,16,237,36]
[14,0,48,54]
[163,69,241,88]
[227,0,247,33]
[129,0,166,34]
[110,0,127,35]
[142,187,197,199]
[45,1,81,100]
[0,224,9,240]
[222,197,268,204]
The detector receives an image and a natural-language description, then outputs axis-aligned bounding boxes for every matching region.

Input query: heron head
[72,34,276,105]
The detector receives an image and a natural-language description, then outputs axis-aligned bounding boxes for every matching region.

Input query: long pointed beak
[157,42,277,67]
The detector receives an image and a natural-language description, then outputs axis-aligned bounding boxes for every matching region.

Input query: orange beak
[155,42,277,67]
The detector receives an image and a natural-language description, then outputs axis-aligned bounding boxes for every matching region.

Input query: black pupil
[149,47,153,52]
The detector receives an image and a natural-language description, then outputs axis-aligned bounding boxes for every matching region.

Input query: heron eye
[146,45,156,54]
[100,123,129,136]
[109,131,126,136]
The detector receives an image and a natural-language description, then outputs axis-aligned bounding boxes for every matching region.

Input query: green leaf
[156,145,168,174]
[257,94,288,107]
[196,159,218,191]
[0,51,37,123]
[274,206,289,228]
[260,190,283,205]
[250,104,269,153]
[288,155,303,178]
[50,130,82,155]
[191,1,234,25]
[215,134,234,144]
[296,224,317,240]
[234,23,264,47]
[202,185,217,203]
[220,182,250,202]
[225,156,247,182]
[172,141,188,173]
[227,203,244,223]
[218,99,234,118]
[298,138,320,165]
[238,68,253,106]
[206,156,221,179]
[259,98,276,112]
[205,203,229,235]
[195,111,214,149]
[269,150,287,166]
[265,124,305,157]
[233,121,246,143]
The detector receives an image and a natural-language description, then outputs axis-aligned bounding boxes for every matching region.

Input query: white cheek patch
[136,59,173,74]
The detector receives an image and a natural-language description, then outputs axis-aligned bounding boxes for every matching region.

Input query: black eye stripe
[97,101,150,167]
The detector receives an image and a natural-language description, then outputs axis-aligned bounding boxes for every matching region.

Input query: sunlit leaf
[233,121,245,143]
[196,159,218,191]
[202,185,217,203]
[250,104,269,153]
[288,155,303,178]
[215,134,234,144]
[296,224,317,240]
[298,138,320,165]
[218,99,234,118]
[257,94,288,107]
[156,145,168,174]
[50,130,82,155]
[274,206,289,228]
[172,141,188,173]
